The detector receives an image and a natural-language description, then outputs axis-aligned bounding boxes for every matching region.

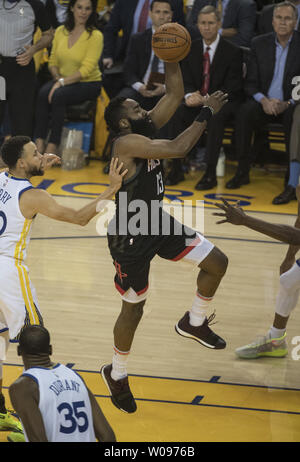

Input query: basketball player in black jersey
[100,60,229,414]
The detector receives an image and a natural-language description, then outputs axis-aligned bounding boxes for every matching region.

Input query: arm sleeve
[78,30,103,79]
[48,27,60,68]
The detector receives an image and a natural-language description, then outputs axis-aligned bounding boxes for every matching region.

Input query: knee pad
[279,262,300,292]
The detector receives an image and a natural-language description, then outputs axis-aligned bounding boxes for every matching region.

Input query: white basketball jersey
[22,364,96,442]
[0,172,34,261]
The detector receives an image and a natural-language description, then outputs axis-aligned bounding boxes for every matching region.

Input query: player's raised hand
[109,157,128,192]
[42,153,61,170]
[205,91,228,115]
[213,198,246,225]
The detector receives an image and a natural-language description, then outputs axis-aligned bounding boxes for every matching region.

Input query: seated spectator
[34,0,103,155]
[102,0,185,69]
[165,5,244,187]
[117,0,173,111]
[273,103,300,204]
[187,0,257,47]
[0,1,53,140]
[101,0,185,97]
[257,0,300,35]
[225,1,300,192]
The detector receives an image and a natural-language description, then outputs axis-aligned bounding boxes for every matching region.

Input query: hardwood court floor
[1,160,300,442]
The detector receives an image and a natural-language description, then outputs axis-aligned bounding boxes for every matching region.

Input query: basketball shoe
[0,411,23,433]
[175,311,226,349]
[100,364,137,413]
[235,333,288,359]
[7,431,25,442]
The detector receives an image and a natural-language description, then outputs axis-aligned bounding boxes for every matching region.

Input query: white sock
[268,326,286,339]
[189,291,213,327]
[111,345,130,381]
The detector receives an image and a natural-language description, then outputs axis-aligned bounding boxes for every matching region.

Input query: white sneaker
[235,333,288,359]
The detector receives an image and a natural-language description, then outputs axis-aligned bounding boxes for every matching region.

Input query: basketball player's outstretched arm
[147,62,184,129]
[19,158,127,225]
[213,197,300,246]
[116,91,228,160]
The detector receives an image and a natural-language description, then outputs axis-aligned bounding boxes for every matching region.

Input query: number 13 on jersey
[156,172,164,195]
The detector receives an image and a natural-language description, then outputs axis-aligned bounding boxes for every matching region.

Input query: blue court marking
[3,364,300,416]
[191,396,204,405]
[66,363,75,369]
[85,394,300,416]
[209,376,221,383]
[4,362,300,392]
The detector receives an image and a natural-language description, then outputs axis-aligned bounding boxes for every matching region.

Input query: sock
[189,291,213,327]
[288,161,300,188]
[111,345,130,381]
[268,326,286,339]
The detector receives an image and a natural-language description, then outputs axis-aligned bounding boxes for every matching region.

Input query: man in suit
[226,1,300,192]
[102,0,185,69]
[166,5,244,188]
[101,0,184,97]
[187,0,257,47]
[257,0,300,35]
[117,0,173,111]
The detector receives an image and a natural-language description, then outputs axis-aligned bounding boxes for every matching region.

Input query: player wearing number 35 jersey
[9,325,115,442]
[0,136,126,439]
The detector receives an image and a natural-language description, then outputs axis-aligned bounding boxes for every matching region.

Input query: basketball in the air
[152,22,191,63]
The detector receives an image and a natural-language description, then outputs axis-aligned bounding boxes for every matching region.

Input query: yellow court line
[2,364,299,442]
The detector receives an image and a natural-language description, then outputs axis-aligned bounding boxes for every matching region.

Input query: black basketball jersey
[108,151,166,250]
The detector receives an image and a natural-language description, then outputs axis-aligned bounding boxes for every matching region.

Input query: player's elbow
[77,216,89,226]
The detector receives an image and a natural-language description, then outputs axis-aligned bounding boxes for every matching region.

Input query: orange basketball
[152,22,191,63]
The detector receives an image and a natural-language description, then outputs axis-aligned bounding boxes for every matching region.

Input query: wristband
[195,106,214,123]
[58,78,65,86]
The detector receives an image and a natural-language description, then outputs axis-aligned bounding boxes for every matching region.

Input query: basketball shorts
[108,228,214,304]
[0,257,43,341]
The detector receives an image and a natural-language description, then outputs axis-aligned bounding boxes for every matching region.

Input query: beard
[128,114,157,138]
[27,167,44,177]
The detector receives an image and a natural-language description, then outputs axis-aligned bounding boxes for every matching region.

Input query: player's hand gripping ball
[152,22,191,63]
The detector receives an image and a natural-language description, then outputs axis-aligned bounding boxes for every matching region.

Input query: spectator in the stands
[117,0,173,111]
[164,5,244,187]
[225,1,300,195]
[0,0,53,139]
[102,0,185,69]
[101,0,185,97]
[257,0,300,34]
[187,0,257,47]
[34,0,103,155]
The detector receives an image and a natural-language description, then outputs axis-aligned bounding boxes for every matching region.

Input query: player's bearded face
[128,114,157,138]
[27,163,44,177]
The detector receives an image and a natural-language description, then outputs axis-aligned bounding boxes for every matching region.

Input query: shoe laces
[206,311,217,326]
[246,335,269,347]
